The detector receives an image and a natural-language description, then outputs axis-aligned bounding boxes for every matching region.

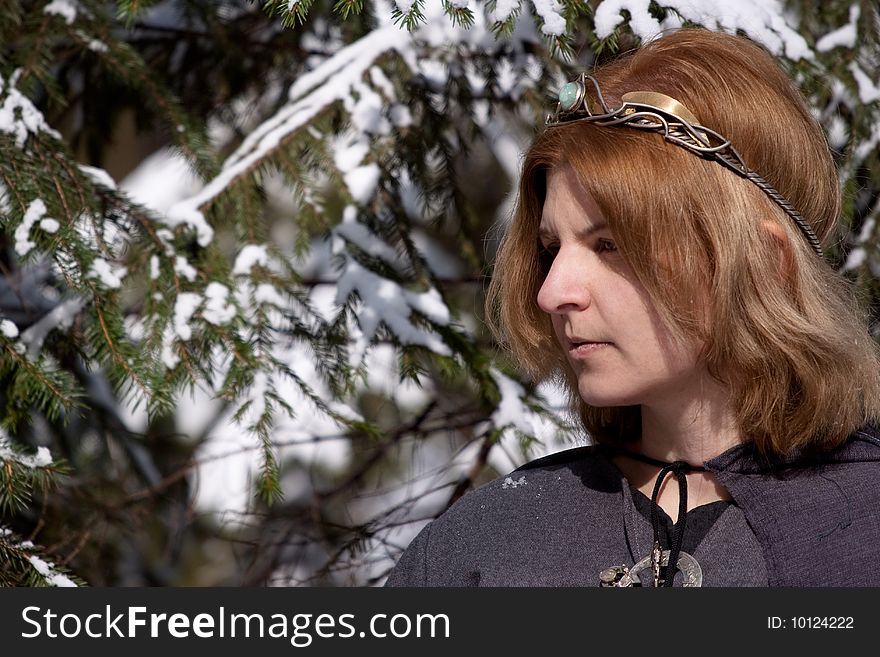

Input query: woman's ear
[761,219,794,279]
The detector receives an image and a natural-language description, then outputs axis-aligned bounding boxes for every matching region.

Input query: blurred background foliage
[0,0,878,585]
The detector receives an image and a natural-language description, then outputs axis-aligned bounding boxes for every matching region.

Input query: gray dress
[385,446,767,587]
[388,428,880,586]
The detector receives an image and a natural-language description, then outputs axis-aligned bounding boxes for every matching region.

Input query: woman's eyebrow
[538,221,608,240]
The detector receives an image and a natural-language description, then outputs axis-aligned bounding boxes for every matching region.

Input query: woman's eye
[597,238,617,253]
[538,242,558,274]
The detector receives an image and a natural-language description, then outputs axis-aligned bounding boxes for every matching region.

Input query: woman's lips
[568,341,612,358]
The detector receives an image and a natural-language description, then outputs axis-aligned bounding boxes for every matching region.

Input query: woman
[385,28,880,587]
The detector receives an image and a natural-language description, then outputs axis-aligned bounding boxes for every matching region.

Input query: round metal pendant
[629,550,703,587]
[599,565,635,587]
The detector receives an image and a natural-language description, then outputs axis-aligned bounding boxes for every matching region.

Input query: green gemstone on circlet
[558,82,582,111]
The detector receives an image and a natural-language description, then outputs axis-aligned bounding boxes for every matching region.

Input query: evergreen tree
[1,0,877,585]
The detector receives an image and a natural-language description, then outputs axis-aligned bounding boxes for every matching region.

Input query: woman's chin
[576,384,641,408]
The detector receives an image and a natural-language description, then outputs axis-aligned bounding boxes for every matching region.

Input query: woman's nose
[536,250,591,314]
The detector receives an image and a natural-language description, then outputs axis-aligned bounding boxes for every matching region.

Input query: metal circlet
[545,74,824,258]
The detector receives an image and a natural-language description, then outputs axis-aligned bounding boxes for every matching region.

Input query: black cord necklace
[606,447,707,587]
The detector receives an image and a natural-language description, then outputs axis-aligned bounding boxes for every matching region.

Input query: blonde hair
[486,28,880,459]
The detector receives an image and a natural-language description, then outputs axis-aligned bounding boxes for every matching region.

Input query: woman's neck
[610,374,743,518]
[635,372,743,466]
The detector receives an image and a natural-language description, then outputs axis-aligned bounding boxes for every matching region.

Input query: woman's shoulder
[851,424,880,449]
[712,425,880,586]
[457,444,618,507]
[513,444,600,472]
[384,444,625,586]
[707,424,880,475]
[412,443,625,549]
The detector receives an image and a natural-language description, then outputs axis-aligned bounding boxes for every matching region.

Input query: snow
[154,230,176,258]
[490,369,530,428]
[332,128,383,204]
[33,447,52,467]
[490,0,520,23]
[416,59,448,89]
[0,319,18,338]
[244,371,268,423]
[28,555,77,587]
[855,122,880,164]
[411,230,463,277]
[124,315,146,341]
[362,343,432,408]
[531,0,566,36]
[307,283,340,322]
[0,434,54,470]
[14,198,48,256]
[336,206,400,265]
[168,26,414,244]
[369,67,396,101]
[253,283,287,307]
[407,284,451,324]
[162,203,215,248]
[150,255,160,280]
[78,164,116,190]
[202,282,236,325]
[233,244,270,275]
[120,148,211,246]
[120,149,202,214]
[333,135,369,174]
[39,218,60,233]
[816,4,859,52]
[174,255,198,282]
[394,168,427,222]
[502,475,527,488]
[489,369,574,448]
[0,70,63,149]
[335,258,452,361]
[190,339,356,523]
[86,38,109,53]
[848,63,880,104]
[843,217,877,272]
[161,325,180,369]
[474,100,527,181]
[496,59,523,99]
[858,216,877,245]
[347,82,389,135]
[88,257,127,289]
[389,103,412,128]
[826,115,848,151]
[344,164,381,205]
[172,292,202,340]
[594,0,813,61]
[844,247,865,271]
[594,0,654,37]
[19,297,87,355]
[43,0,78,24]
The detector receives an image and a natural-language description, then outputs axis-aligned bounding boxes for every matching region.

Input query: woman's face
[536,164,706,409]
